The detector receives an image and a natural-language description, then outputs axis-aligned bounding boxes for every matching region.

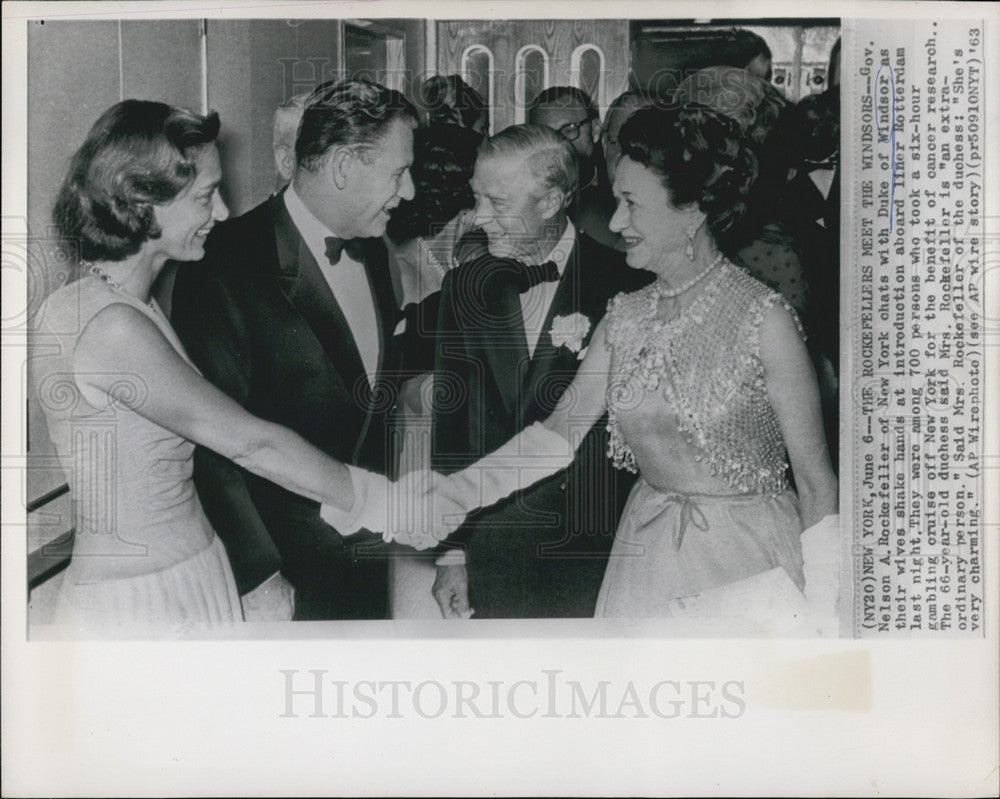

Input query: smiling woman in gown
[31,99,461,629]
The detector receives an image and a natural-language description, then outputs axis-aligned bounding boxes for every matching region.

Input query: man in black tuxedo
[430,124,652,619]
[172,80,417,620]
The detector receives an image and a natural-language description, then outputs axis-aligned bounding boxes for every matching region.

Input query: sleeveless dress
[32,277,242,629]
[595,261,806,619]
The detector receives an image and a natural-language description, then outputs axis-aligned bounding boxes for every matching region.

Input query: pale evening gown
[595,261,806,618]
[32,277,242,629]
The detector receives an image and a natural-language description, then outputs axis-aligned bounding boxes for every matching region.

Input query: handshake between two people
[319,423,575,549]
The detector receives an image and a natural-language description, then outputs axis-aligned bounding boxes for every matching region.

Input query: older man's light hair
[273,91,311,149]
[480,124,578,207]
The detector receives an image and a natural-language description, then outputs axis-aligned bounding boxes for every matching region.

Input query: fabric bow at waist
[625,482,777,551]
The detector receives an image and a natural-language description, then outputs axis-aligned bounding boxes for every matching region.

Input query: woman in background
[418,73,489,136]
[675,66,811,326]
[386,124,480,308]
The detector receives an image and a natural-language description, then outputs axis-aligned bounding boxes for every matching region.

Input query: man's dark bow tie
[324,236,365,265]
[512,259,559,293]
[801,155,839,174]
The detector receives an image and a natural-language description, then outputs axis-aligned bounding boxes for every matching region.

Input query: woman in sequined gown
[537,105,839,618]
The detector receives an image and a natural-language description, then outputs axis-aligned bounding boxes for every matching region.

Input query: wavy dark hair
[419,74,488,131]
[53,99,220,262]
[672,67,793,247]
[618,104,757,250]
[297,78,418,171]
[730,29,772,69]
[386,124,480,244]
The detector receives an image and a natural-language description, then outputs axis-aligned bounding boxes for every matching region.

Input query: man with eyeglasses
[527,86,618,249]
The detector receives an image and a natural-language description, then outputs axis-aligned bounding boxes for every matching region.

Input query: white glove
[319,467,468,550]
[800,513,841,635]
[239,571,295,622]
[444,422,575,511]
[319,423,574,551]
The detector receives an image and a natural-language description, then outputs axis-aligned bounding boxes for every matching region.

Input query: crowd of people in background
[31,27,842,630]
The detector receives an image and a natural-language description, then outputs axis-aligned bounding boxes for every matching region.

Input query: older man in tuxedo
[430,124,651,619]
[172,80,417,620]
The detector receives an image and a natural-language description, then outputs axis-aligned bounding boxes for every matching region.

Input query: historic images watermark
[279,669,747,720]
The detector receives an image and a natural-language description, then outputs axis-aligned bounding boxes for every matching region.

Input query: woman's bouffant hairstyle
[386,124,480,244]
[53,99,220,262]
[419,74,488,131]
[618,105,757,248]
[672,68,790,247]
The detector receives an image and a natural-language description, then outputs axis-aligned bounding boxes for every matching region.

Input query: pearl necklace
[646,252,725,326]
[650,252,725,300]
[83,261,154,307]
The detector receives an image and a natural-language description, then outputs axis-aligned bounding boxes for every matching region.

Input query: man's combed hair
[606,90,649,117]
[527,85,598,122]
[296,79,418,171]
[480,124,578,204]
[273,90,311,149]
[53,99,220,263]
[618,105,757,248]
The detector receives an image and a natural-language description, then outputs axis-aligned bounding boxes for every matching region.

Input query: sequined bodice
[604,261,803,494]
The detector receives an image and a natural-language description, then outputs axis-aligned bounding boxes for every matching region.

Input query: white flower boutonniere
[550,312,591,353]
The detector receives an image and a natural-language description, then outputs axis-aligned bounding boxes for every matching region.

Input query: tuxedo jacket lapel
[522,240,585,420]
[272,196,369,393]
[460,259,528,417]
[360,237,400,380]
[351,238,402,468]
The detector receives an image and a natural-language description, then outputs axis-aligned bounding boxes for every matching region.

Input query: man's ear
[273,144,296,183]
[538,187,567,221]
[328,146,356,190]
[591,117,603,144]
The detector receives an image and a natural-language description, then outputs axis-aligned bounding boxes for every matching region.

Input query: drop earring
[685,214,704,261]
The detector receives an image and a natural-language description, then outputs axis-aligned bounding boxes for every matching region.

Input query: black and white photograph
[21,11,843,634]
[2,1,997,796]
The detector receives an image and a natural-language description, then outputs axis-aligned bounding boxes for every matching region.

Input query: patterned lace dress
[32,277,242,630]
[595,261,806,618]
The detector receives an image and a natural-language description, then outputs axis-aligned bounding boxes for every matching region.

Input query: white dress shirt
[520,219,576,358]
[429,220,576,570]
[284,185,380,384]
